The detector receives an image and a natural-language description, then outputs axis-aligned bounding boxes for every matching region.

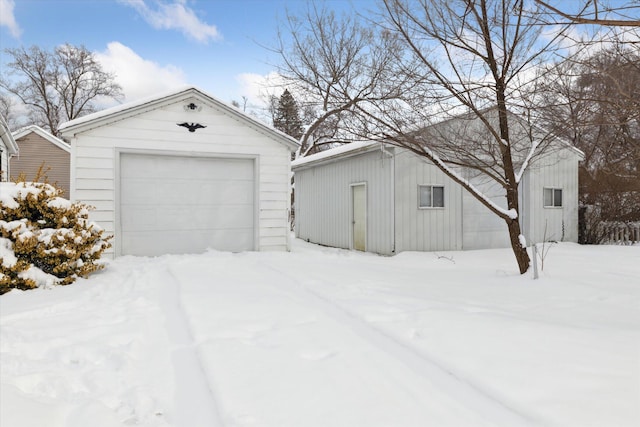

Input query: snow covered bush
[0,181,112,294]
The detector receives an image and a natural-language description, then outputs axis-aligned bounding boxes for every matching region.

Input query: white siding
[0,150,8,181]
[461,173,511,250]
[295,149,394,254]
[293,132,581,255]
[521,150,581,244]
[66,94,292,256]
[394,151,463,252]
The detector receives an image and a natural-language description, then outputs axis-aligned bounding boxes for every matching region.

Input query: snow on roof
[58,85,198,131]
[291,141,383,168]
[57,85,299,150]
[12,125,70,153]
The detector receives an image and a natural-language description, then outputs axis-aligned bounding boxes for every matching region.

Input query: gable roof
[292,141,385,169]
[12,125,70,153]
[0,115,19,155]
[430,106,585,159]
[58,86,299,151]
[293,107,585,170]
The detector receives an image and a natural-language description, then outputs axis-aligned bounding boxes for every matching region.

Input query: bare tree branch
[277,0,587,274]
[535,0,640,27]
[0,44,122,136]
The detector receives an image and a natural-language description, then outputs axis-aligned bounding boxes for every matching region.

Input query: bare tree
[0,44,122,136]
[362,0,580,274]
[535,0,640,27]
[537,41,640,241]
[278,0,582,273]
[273,3,411,155]
[0,93,19,130]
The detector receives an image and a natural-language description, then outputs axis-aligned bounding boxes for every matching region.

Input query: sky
[1,0,637,125]
[0,0,367,118]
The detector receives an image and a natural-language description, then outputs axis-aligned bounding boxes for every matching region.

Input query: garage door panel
[121,155,254,178]
[121,204,253,231]
[121,206,158,231]
[122,229,255,257]
[159,205,253,230]
[120,156,157,178]
[122,179,254,205]
[204,205,254,228]
[196,181,254,205]
[120,153,255,255]
[121,180,160,204]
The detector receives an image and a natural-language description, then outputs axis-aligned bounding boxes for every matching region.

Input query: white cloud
[0,0,22,38]
[118,0,221,43]
[236,71,290,107]
[95,42,188,104]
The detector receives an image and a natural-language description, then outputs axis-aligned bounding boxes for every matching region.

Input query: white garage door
[120,153,255,256]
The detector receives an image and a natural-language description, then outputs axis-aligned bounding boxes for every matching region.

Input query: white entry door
[352,184,366,251]
[119,153,255,256]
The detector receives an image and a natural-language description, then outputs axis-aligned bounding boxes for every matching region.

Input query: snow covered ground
[1,240,639,427]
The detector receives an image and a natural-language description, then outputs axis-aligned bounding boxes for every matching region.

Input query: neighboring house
[292,114,584,255]
[10,125,71,196]
[59,86,298,258]
[0,115,19,182]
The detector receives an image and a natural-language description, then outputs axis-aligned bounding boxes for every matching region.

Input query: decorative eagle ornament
[177,122,206,132]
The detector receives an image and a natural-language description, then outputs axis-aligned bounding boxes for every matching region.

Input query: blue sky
[2,0,635,120]
[0,0,366,114]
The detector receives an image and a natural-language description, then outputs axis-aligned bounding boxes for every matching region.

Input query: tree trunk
[496,85,531,274]
[506,216,530,274]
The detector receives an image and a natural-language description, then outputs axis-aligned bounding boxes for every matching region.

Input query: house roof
[427,106,585,159]
[12,125,71,153]
[0,115,19,155]
[291,141,385,169]
[58,86,300,151]
[292,108,585,170]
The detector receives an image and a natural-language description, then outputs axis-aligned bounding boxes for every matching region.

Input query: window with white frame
[544,188,563,207]
[419,185,444,208]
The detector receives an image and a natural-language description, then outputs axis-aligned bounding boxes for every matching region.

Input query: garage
[461,180,510,250]
[59,86,298,258]
[119,153,255,256]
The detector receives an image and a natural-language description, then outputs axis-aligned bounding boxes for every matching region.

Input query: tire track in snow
[258,260,540,427]
[153,265,224,427]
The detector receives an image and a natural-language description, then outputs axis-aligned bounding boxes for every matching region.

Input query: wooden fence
[602,222,640,245]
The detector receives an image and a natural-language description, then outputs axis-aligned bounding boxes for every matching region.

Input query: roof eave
[59,86,300,152]
[12,125,71,153]
[292,142,387,170]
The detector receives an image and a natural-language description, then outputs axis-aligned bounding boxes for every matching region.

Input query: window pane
[419,186,432,207]
[433,186,444,207]
[554,189,563,207]
[544,188,553,207]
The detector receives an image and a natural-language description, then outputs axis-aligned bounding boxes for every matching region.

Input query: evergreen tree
[273,89,304,141]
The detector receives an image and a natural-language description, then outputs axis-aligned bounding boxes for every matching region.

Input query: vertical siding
[11,133,70,197]
[66,97,292,257]
[295,149,394,255]
[522,150,581,244]
[296,145,580,255]
[394,151,463,252]
[461,173,511,250]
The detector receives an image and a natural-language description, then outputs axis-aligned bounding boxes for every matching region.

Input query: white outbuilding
[292,112,584,255]
[60,86,298,257]
[0,115,19,181]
